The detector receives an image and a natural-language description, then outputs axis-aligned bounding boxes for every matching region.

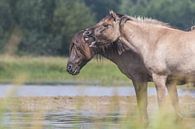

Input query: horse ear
[109,10,120,22]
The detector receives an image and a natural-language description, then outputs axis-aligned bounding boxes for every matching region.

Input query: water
[2,110,195,129]
[3,110,123,129]
[0,84,194,97]
[0,85,194,129]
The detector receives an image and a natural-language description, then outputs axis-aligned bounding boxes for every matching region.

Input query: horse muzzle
[66,63,80,75]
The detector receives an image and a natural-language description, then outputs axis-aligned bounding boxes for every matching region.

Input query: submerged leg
[132,80,148,125]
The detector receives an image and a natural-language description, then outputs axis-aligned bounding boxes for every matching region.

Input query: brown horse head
[67,30,96,75]
[67,29,129,75]
[84,11,124,47]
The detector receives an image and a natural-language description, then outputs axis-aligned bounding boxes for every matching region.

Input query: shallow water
[0,85,195,129]
[2,110,123,129]
[2,110,195,129]
[0,84,194,97]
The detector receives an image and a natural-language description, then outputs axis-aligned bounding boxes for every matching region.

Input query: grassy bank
[0,56,130,85]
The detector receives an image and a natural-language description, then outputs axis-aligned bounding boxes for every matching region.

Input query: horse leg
[166,82,183,120]
[132,80,148,125]
[152,73,168,109]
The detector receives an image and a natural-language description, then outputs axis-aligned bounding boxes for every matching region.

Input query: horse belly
[167,57,195,77]
[166,42,195,74]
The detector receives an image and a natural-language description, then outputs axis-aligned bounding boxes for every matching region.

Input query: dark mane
[94,41,129,58]
[92,43,118,61]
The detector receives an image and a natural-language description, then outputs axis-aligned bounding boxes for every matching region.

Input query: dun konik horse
[83,11,195,118]
[67,28,194,124]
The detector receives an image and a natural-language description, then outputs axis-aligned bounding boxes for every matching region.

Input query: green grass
[0,56,130,85]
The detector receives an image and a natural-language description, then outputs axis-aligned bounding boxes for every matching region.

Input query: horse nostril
[67,64,72,71]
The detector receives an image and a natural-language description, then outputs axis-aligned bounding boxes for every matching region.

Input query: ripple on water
[2,111,123,129]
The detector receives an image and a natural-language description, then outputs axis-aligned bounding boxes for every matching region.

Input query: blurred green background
[0,0,195,85]
[1,0,195,56]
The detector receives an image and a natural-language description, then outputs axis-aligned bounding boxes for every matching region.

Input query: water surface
[3,110,123,129]
[0,84,194,97]
[0,84,195,129]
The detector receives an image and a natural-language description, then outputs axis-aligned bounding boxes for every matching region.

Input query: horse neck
[99,49,120,64]
[120,21,165,58]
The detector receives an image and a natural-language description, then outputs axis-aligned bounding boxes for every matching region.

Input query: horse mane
[93,43,118,61]
[94,41,130,59]
[111,12,171,28]
[119,14,171,28]
[129,16,171,27]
